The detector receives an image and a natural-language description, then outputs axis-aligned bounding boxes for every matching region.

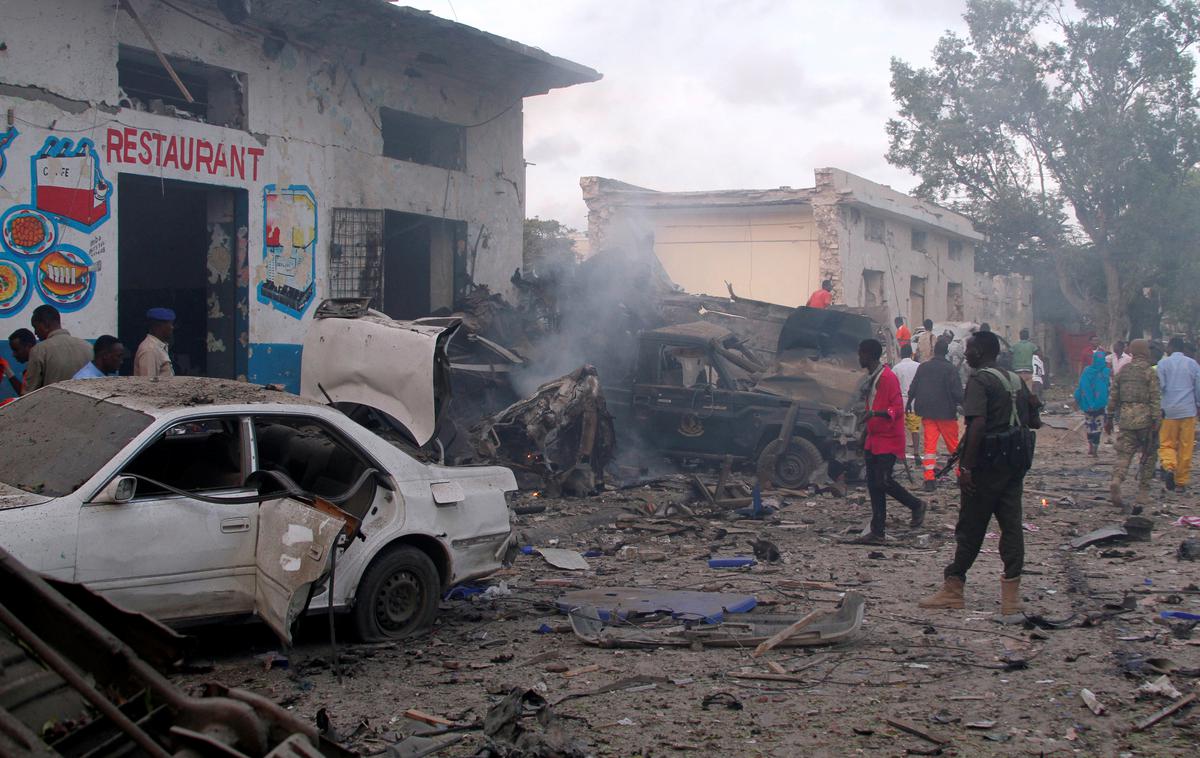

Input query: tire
[769,436,823,489]
[352,545,440,641]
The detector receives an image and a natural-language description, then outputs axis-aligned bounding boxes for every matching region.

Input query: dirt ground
[176,399,1200,757]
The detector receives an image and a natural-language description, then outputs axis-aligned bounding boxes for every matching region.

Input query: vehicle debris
[536,548,590,571]
[555,587,757,623]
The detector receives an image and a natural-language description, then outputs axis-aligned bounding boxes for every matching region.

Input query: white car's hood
[301,312,458,446]
[0,480,53,511]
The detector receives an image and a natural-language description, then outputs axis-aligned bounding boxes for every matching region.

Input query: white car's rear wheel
[352,546,439,641]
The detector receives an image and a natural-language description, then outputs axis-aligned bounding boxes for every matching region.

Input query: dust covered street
[176,397,1200,757]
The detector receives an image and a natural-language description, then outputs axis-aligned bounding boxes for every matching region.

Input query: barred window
[329,209,384,305]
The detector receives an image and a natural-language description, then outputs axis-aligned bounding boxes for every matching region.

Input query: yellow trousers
[1159,416,1197,487]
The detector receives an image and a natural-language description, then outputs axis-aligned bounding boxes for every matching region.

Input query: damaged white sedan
[0,377,516,641]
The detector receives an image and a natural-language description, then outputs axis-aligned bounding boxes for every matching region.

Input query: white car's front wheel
[352,545,440,641]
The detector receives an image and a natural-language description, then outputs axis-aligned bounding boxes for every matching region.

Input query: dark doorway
[118,175,247,378]
[380,211,464,320]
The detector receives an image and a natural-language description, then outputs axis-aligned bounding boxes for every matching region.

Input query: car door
[75,416,260,621]
[254,495,347,645]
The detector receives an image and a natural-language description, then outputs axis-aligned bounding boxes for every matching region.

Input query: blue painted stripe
[248,342,303,393]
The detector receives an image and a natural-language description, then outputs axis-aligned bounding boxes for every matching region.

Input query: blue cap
[147,307,176,322]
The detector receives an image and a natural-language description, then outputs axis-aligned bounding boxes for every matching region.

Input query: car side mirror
[95,475,137,504]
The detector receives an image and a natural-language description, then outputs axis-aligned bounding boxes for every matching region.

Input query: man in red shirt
[895,317,912,350]
[852,339,926,544]
[806,280,833,309]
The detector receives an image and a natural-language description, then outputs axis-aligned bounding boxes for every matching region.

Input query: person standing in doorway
[1074,352,1110,457]
[914,319,937,362]
[908,339,964,492]
[134,308,176,378]
[1107,339,1160,514]
[24,305,92,393]
[895,317,912,352]
[806,280,834,309]
[920,331,1040,615]
[73,336,126,379]
[1010,328,1038,388]
[893,345,922,471]
[850,339,925,545]
[1156,336,1200,492]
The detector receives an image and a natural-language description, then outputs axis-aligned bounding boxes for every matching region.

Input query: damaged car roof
[37,377,324,414]
[642,321,737,345]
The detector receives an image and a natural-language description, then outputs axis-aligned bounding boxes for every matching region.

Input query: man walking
[1107,339,1160,514]
[895,317,912,352]
[806,280,833,309]
[920,331,1040,615]
[893,345,921,470]
[73,335,126,379]
[908,339,963,492]
[1156,336,1200,492]
[24,305,92,392]
[1107,341,1131,376]
[1011,328,1038,389]
[134,307,176,378]
[851,339,925,544]
[914,319,937,362]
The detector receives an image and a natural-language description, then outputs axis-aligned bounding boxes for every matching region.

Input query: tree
[523,217,579,277]
[888,0,1200,339]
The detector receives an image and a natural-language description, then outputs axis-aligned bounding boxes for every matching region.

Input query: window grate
[329,208,385,305]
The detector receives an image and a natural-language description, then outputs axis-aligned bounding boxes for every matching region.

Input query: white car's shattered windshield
[0,389,153,497]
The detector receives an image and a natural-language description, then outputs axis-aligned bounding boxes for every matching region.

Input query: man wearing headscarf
[1074,352,1111,457]
[1107,339,1161,514]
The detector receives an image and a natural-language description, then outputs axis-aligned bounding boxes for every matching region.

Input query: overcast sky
[424,0,971,230]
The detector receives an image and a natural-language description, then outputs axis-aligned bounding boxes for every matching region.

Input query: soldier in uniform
[1106,339,1161,514]
[920,331,1040,615]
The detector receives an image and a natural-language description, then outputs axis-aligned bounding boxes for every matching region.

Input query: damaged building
[0,0,599,395]
[581,168,1032,340]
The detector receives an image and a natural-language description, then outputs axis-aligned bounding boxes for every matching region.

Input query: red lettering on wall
[212,143,228,175]
[247,147,264,182]
[122,127,137,164]
[105,128,123,164]
[152,132,167,164]
[138,131,153,165]
[230,145,245,180]
[163,136,179,169]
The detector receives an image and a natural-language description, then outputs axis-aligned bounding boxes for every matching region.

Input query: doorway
[118,175,247,378]
[909,275,926,328]
[380,211,464,320]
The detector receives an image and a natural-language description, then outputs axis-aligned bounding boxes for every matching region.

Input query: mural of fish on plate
[0,131,110,318]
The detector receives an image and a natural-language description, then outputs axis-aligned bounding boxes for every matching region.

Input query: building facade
[0,0,597,394]
[582,168,1032,339]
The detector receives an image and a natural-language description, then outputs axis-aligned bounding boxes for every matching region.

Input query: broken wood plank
[725,671,809,684]
[689,475,716,506]
[118,0,195,103]
[752,609,821,657]
[884,717,950,746]
[1132,692,1196,732]
[563,663,601,678]
[403,709,456,727]
[766,661,788,675]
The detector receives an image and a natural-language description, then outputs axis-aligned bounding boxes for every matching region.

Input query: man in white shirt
[134,307,176,378]
[893,345,921,466]
[1107,340,1132,376]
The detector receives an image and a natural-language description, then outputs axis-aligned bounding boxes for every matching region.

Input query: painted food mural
[0,133,110,318]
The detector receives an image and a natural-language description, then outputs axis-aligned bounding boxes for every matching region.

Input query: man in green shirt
[1010,328,1038,389]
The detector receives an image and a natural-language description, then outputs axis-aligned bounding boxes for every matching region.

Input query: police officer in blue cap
[134,307,175,378]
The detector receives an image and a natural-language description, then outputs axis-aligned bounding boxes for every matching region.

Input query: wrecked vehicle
[606,315,862,488]
[0,377,516,641]
[0,545,353,757]
[471,365,616,496]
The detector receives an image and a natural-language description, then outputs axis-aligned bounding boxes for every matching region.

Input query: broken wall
[0,0,528,391]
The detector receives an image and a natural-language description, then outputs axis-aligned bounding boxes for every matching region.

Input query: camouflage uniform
[1108,356,1161,493]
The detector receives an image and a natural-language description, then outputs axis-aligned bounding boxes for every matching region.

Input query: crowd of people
[1071,335,1200,513]
[0,304,178,399]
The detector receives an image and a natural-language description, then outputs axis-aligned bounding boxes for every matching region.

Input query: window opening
[865,216,885,243]
[118,45,246,128]
[911,229,928,252]
[121,418,244,497]
[253,416,376,517]
[380,107,465,170]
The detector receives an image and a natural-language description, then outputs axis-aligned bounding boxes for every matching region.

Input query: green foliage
[888,0,1200,335]
[523,217,579,276]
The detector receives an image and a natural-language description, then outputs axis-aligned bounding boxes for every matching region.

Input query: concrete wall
[0,0,526,390]
[650,205,820,306]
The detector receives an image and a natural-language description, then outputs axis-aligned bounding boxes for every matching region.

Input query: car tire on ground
[769,436,823,489]
[352,545,440,641]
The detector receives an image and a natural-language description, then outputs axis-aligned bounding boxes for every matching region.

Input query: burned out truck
[605,307,873,488]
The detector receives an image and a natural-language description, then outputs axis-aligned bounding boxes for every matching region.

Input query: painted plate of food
[35,245,98,311]
[0,259,31,314]
[0,206,58,257]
